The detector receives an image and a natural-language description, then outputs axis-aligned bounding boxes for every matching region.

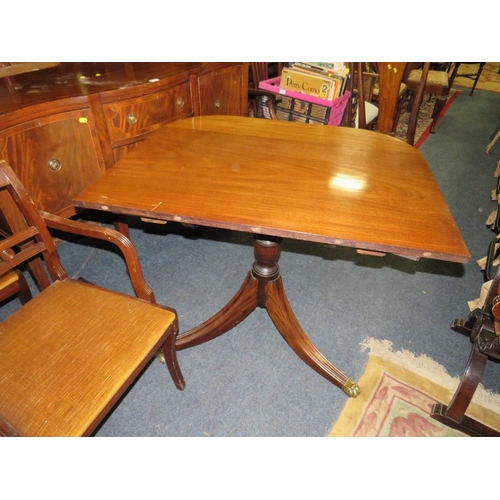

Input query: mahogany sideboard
[0,62,249,219]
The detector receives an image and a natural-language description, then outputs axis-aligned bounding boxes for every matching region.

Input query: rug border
[328,338,500,437]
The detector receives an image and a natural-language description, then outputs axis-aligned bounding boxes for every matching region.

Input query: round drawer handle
[214,99,221,109]
[177,98,185,108]
[127,113,138,125]
[47,158,62,172]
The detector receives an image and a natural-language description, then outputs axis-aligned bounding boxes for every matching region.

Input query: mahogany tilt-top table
[74,116,470,398]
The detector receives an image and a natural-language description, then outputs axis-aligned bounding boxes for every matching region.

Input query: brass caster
[343,379,360,398]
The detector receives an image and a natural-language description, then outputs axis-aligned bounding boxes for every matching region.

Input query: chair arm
[249,88,279,120]
[40,211,156,302]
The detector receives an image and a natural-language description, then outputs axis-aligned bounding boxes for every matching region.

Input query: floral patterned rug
[329,338,500,437]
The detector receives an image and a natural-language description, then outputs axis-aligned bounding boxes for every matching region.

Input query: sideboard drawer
[198,65,245,116]
[103,82,193,146]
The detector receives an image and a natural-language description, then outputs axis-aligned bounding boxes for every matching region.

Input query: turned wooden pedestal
[177,236,359,396]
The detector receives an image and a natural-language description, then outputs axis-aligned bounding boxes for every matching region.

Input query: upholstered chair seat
[408,69,449,91]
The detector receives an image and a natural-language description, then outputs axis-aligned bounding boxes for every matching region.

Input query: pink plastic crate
[259,76,350,126]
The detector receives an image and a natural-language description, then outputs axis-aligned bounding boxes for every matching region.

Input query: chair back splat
[344,62,379,130]
[376,62,407,134]
[0,160,185,437]
[0,165,67,285]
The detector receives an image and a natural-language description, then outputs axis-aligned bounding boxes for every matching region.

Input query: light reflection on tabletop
[329,174,367,192]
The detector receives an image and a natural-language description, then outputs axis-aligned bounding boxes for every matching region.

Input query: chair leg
[161,331,186,390]
[430,342,499,436]
[15,270,32,305]
[448,63,461,88]
[469,63,485,96]
[405,92,420,146]
[405,64,431,146]
[444,342,487,420]
[429,96,447,133]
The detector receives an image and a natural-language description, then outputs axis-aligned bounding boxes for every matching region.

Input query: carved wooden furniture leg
[161,323,186,390]
[430,96,448,133]
[176,273,259,349]
[113,216,130,238]
[430,342,498,437]
[13,269,32,304]
[265,276,360,396]
[176,235,360,397]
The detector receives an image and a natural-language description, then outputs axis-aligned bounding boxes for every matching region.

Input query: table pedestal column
[176,235,360,398]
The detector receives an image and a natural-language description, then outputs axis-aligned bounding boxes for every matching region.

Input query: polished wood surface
[75,115,469,263]
[0,62,204,113]
[0,63,249,218]
[376,62,407,133]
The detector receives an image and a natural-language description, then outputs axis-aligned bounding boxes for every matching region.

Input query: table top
[74,116,470,263]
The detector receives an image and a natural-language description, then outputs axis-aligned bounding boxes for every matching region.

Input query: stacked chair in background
[430,159,500,436]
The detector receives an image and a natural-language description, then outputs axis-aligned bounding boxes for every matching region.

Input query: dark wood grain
[0,63,249,217]
[0,63,199,114]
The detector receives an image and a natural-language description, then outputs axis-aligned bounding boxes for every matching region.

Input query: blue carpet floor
[2,88,500,437]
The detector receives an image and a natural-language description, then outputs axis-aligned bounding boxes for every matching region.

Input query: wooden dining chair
[404,62,450,145]
[0,161,185,437]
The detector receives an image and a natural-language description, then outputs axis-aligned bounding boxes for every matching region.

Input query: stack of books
[279,62,349,101]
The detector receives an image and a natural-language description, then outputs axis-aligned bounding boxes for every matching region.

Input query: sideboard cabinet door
[0,109,106,216]
[197,65,246,116]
